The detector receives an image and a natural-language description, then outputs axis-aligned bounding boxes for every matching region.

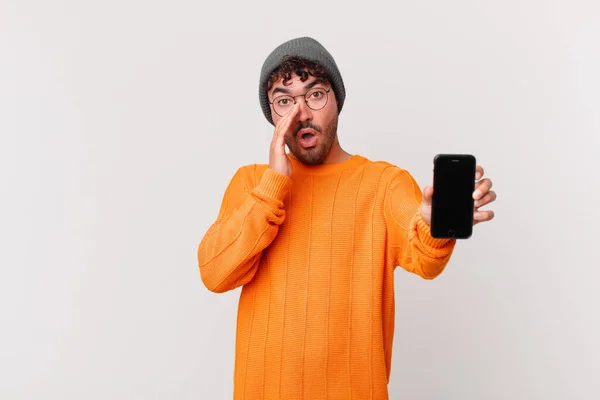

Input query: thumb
[422,185,434,206]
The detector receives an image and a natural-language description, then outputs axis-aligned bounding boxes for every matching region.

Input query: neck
[323,140,352,164]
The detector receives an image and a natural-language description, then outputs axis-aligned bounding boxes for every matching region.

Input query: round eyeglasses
[269,88,331,117]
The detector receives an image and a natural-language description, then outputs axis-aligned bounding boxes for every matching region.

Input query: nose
[295,99,313,122]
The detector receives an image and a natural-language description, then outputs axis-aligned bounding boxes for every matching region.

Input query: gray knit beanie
[258,37,346,125]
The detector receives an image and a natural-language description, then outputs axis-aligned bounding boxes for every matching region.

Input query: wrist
[413,212,455,249]
[255,168,292,201]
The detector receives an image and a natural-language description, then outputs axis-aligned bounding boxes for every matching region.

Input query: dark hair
[266,55,332,92]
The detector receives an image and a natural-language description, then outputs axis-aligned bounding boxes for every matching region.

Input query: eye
[310,90,324,99]
[277,98,291,106]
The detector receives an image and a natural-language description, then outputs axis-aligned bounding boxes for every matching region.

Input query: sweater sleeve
[383,168,456,279]
[198,166,292,293]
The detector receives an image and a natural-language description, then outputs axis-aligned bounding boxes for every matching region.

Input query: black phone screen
[431,154,476,239]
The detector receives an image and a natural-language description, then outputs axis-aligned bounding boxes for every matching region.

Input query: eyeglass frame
[268,87,331,117]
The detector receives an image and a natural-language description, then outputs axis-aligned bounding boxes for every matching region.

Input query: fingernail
[473,190,482,199]
[476,172,481,180]
[474,212,481,220]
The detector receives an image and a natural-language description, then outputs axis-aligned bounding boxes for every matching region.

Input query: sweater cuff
[413,212,456,249]
[254,168,292,201]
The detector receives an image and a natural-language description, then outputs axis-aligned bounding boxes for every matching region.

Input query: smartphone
[430,154,476,239]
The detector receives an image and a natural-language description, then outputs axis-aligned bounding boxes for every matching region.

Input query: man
[198,37,496,399]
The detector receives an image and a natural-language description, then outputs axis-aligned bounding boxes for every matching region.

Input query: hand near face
[419,165,496,227]
[269,103,299,177]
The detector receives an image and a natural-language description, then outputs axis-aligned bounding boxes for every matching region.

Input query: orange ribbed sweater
[198,154,456,400]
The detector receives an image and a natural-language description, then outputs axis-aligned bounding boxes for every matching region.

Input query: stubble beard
[285,116,339,165]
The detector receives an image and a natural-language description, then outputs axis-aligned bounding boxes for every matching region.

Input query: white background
[2,0,599,399]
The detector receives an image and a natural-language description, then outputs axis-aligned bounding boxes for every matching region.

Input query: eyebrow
[305,78,327,89]
[271,78,328,96]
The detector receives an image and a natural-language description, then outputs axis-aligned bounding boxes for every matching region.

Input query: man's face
[268,72,338,165]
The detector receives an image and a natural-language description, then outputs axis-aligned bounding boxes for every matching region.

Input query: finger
[473,210,495,224]
[474,190,497,208]
[272,104,298,146]
[277,103,300,131]
[475,165,484,181]
[272,105,294,140]
[473,178,493,200]
[282,104,300,135]
[422,185,433,205]
[273,104,299,144]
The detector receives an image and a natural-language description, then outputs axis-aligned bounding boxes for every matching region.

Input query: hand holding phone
[430,154,477,239]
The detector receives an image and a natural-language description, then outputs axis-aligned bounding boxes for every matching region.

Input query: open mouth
[298,130,318,148]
